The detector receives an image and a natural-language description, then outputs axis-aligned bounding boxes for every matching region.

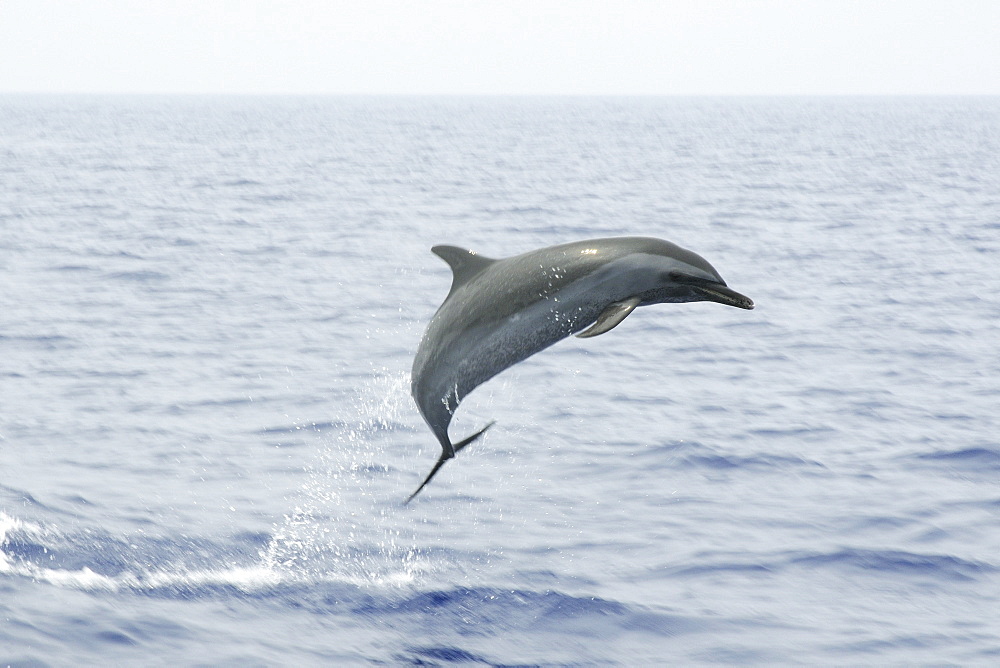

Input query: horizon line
[3,91,998,98]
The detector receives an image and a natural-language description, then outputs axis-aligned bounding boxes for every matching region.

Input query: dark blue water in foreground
[2,96,999,665]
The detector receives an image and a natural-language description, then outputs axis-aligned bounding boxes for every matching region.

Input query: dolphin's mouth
[695,284,755,310]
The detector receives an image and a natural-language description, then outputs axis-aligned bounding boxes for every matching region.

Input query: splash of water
[0,369,430,593]
[259,369,428,587]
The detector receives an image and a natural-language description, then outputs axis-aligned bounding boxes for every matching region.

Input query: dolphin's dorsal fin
[432,245,496,297]
[576,296,642,338]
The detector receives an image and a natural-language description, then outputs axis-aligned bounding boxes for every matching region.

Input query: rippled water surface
[2,96,999,665]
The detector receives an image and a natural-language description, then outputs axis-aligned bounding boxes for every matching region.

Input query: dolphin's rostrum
[406,236,754,503]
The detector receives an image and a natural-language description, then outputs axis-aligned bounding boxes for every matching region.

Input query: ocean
[1,95,998,665]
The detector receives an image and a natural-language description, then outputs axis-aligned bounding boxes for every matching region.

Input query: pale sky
[1,0,998,95]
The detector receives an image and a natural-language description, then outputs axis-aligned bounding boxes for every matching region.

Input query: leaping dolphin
[406,236,754,503]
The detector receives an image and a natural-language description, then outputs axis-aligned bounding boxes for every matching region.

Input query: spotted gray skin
[406,236,754,503]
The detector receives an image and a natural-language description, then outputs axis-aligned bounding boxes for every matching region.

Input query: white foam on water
[1,508,418,594]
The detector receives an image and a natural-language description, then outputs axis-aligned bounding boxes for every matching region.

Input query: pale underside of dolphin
[406,236,754,504]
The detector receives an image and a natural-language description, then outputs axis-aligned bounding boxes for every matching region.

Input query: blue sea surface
[1,96,999,665]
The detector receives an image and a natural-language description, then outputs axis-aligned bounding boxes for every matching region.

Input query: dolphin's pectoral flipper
[576,297,642,338]
[404,421,496,505]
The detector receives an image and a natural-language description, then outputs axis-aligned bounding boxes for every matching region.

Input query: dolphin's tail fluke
[453,420,495,455]
[404,421,495,505]
[403,454,449,506]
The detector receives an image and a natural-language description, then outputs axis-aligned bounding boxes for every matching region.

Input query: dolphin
[406,236,753,503]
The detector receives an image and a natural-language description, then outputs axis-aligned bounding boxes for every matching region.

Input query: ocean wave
[911,446,1000,470]
[637,441,826,471]
[1,511,708,646]
[639,546,997,585]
